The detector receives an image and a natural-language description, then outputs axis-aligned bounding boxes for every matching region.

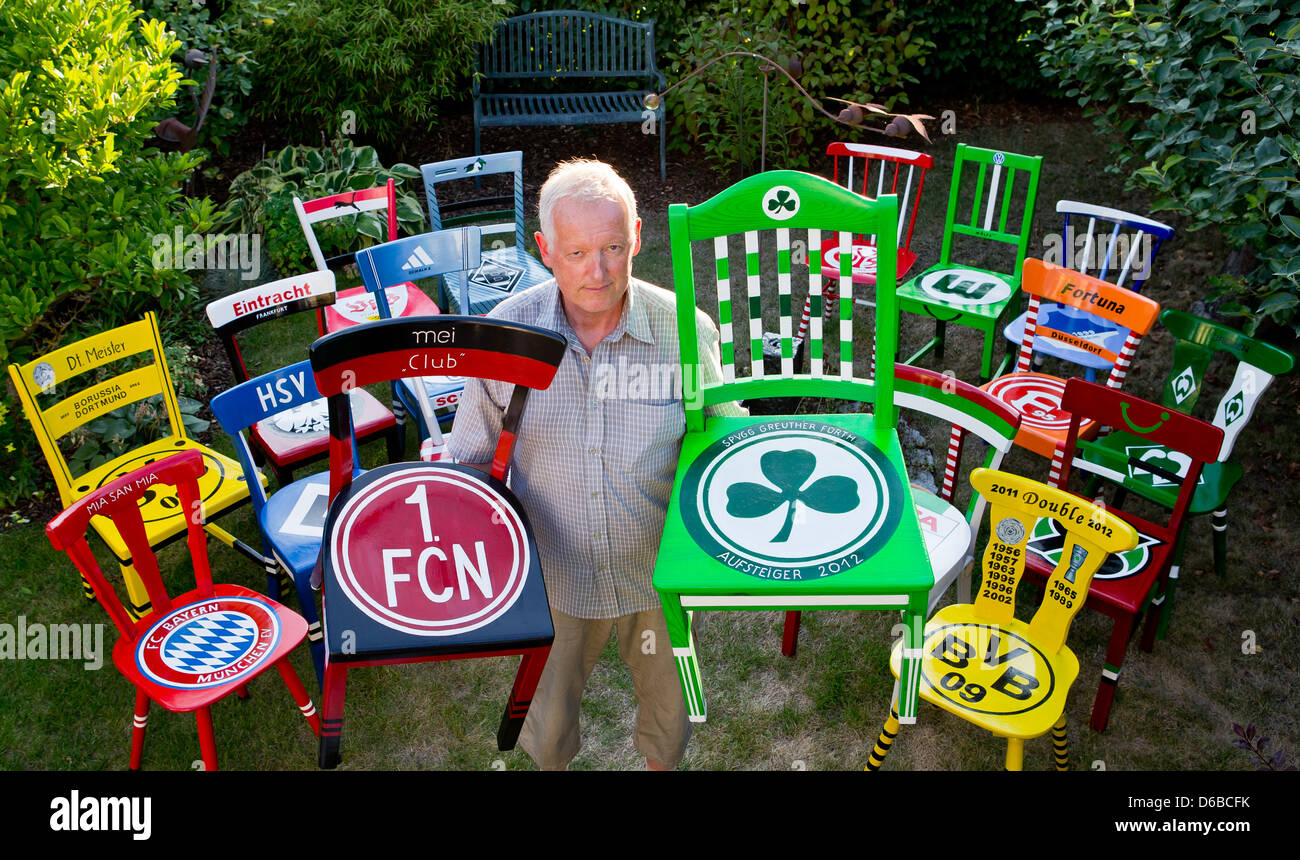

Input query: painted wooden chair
[293,179,441,333]
[981,258,1160,461]
[309,315,566,768]
[1032,378,1223,731]
[205,270,399,485]
[44,450,320,770]
[1086,309,1293,637]
[420,151,552,315]
[1003,201,1174,381]
[780,363,1022,655]
[866,468,1138,771]
[652,170,934,726]
[8,313,260,618]
[896,143,1043,382]
[354,227,483,453]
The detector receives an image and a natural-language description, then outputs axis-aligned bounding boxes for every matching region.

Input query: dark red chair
[309,315,566,768]
[45,449,320,770]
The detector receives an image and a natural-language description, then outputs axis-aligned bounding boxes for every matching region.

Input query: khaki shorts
[519,606,691,770]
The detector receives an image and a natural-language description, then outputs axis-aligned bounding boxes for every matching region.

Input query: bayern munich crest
[135,596,280,690]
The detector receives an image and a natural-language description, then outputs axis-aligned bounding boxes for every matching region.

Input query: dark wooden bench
[474,10,667,179]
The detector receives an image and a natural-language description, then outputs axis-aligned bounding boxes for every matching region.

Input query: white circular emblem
[996,516,1026,545]
[762,186,800,221]
[32,362,56,391]
[917,268,1012,307]
[993,152,1006,165]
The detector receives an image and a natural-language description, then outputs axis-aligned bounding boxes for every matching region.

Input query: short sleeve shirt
[446,277,742,619]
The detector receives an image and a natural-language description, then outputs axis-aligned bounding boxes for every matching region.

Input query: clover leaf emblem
[725,449,859,542]
[767,188,797,214]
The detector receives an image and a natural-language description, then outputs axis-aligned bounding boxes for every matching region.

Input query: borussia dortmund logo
[726,449,860,542]
[1171,366,1197,403]
[762,186,800,221]
[680,421,902,580]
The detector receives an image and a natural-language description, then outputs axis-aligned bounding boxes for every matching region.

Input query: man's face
[536,197,641,324]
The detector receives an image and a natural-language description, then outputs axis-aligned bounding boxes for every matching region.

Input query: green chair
[896,144,1043,382]
[1087,309,1293,636]
[653,171,934,726]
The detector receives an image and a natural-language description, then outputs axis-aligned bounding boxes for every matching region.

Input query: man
[447,159,741,770]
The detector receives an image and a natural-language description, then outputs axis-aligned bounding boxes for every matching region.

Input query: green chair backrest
[669,170,900,436]
[939,144,1043,288]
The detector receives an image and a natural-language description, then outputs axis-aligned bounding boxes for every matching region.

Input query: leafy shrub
[247,0,510,146]
[514,0,693,53]
[666,0,932,177]
[216,138,426,277]
[1022,0,1300,335]
[908,0,1048,99]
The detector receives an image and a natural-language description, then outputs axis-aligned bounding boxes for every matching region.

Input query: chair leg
[119,562,152,620]
[318,662,348,769]
[1155,531,1189,642]
[235,684,250,699]
[272,462,294,488]
[129,689,150,770]
[79,574,98,605]
[1052,714,1069,771]
[1004,736,1025,771]
[1092,614,1135,732]
[385,418,404,464]
[781,610,801,657]
[1212,507,1228,577]
[497,646,549,751]
[934,319,947,364]
[980,329,997,384]
[196,706,218,771]
[661,594,706,723]
[865,703,901,771]
[275,657,321,736]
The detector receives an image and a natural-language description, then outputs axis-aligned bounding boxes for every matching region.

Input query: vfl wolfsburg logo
[916,268,1012,307]
[680,421,902,580]
[762,186,800,221]
[1027,517,1160,580]
[1171,366,1197,403]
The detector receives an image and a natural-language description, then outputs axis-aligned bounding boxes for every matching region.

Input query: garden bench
[474,10,667,179]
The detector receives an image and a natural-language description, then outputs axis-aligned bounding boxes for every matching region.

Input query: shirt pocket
[607,400,686,472]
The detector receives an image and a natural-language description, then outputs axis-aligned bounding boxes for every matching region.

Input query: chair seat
[897,266,1017,322]
[889,602,1079,739]
[319,462,553,663]
[1088,432,1241,516]
[324,283,440,331]
[818,237,919,286]
[251,388,394,469]
[74,438,257,564]
[261,471,334,579]
[981,372,1100,459]
[117,582,308,712]
[1024,516,1170,614]
[445,246,552,315]
[1003,303,1130,373]
[654,414,932,603]
[912,486,972,609]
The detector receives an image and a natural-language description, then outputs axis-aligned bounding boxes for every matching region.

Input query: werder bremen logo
[1223,389,1246,425]
[680,421,903,581]
[1171,366,1197,403]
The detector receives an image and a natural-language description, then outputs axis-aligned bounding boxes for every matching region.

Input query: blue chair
[1003,200,1174,381]
[421,151,552,315]
[355,228,483,454]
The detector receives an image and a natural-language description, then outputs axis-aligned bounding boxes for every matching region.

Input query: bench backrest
[478,11,660,81]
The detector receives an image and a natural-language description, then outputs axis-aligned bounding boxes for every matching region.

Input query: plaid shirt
[447,278,743,618]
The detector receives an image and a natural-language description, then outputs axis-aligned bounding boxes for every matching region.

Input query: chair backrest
[1014,258,1160,388]
[477,11,660,82]
[968,467,1138,654]
[938,144,1043,286]
[294,180,401,273]
[826,142,933,253]
[1157,309,1294,461]
[354,227,483,320]
[669,170,901,433]
[310,316,567,499]
[422,151,527,254]
[894,363,1021,518]
[205,271,337,385]
[45,450,214,639]
[1054,200,1174,292]
[1053,378,1224,546]
[7,313,188,506]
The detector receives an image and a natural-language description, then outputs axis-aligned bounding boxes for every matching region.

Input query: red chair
[44,450,321,770]
[309,315,567,768]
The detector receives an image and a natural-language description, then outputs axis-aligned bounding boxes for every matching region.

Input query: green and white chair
[653,171,934,726]
[896,144,1043,382]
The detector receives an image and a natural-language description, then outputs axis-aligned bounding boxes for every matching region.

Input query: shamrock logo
[761,186,800,221]
[725,448,859,542]
[768,189,796,213]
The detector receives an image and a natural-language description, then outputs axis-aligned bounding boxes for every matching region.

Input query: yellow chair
[866,468,1138,771]
[9,313,260,617]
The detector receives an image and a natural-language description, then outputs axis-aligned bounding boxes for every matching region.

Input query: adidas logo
[402,245,436,273]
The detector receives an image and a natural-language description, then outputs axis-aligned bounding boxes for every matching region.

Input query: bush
[514,0,693,54]
[908,0,1048,99]
[216,138,426,277]
[0,0,204,507]
[247,0,511,146]
[1022,0,1300,335]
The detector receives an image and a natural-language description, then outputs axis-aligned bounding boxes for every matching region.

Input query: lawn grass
[2,100,1296,771]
